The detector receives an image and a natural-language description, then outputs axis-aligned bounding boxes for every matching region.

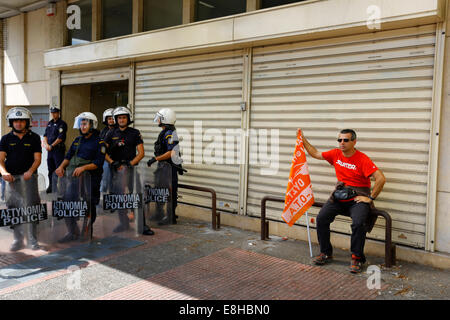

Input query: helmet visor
[73,117,93,130]
[153,112,163,124]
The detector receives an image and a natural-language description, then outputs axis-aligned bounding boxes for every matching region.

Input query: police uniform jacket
[65,130,105,178]
[104,127,143,162]
[0,130,42,175]
[44,118,67,151]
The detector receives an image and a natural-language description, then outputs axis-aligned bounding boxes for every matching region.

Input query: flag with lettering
[281,129,315,227]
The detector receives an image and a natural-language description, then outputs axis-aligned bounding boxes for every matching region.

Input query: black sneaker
[313,253,333,265]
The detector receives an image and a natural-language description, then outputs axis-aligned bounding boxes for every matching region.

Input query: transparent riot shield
[37,171,93,247]
[97,164,142,237]
[0,174,47,252]
[141,161,174,227]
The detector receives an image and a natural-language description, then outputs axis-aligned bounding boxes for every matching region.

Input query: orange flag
[282,129,315,227]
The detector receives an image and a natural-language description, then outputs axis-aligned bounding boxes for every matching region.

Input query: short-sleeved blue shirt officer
[0,130,42,175]
[104,126,143,162]
[0,107,42,251]
[55,112,105,243]
[147,108,183,226]
[44,106,67,192]
[65,133,106,178]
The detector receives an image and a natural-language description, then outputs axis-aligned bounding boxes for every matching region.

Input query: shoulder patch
[101,145,106,154]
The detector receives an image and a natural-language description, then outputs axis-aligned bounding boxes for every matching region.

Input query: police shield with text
[104,106,154,235]
[147,108,184,225]
[45,170,92,244]
[43,105,67,194]
[54,112,105,243]
[0,107,44,251]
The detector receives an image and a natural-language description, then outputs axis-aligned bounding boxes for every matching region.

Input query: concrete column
[133,0,143,33]
[246,0,261,12]
[92,0,102,41]
[182,0,196,24]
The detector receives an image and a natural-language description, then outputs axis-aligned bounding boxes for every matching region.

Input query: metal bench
[260,195,396,268]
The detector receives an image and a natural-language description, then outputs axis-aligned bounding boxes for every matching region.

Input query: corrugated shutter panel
[246,25,436,248]
[61,65,130,86]
[135,51,244,211]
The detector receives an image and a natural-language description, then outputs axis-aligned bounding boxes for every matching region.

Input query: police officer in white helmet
[0,107,42,251]
[148,108,184,225]
[104,106,154,235]
[99,108,116,193]
[55,112,106,242]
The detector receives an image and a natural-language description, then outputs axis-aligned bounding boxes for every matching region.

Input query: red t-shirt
[322,149,378,188]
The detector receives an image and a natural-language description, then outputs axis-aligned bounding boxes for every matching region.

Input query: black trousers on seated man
[316,200,370,262]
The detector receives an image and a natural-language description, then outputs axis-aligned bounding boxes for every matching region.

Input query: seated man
[300,129,386,273]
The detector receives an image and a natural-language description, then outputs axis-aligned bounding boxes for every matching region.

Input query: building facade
[1,0,449,267]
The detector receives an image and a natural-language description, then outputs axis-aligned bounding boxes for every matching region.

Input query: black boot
[142,225,155,236]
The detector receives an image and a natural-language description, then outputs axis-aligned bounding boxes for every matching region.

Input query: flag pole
[305,211,313,257]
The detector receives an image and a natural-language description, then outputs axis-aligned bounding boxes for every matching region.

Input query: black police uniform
[44,118,67,189]
[154,126,180,224]
[0,130,42,247]
[0,130,42,175]
[61,130,105,240]
[104,126,143,231]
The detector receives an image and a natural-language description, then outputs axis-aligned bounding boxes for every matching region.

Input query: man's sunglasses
[337,138,351,142]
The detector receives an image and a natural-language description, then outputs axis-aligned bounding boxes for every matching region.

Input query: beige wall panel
[27,51,46,82]
[4,81,48,106]
[26,8,46,53]
[234,0,443,41]
[61,66,130,86]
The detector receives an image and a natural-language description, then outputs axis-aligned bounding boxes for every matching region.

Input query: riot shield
[0,174,48,252]
[97,164,143,237]
[37,171,93,246]
[141,161,174,227]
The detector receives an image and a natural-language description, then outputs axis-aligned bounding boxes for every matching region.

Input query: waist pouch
[333,187,357,201]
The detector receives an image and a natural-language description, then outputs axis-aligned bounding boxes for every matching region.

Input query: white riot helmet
[73,112,98,132]
[154,108,176,126]
[7,107,33,129]
[102,108,115,125]
[113,106,133,125]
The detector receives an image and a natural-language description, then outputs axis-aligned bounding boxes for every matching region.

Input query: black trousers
[316,200,370,260]
[47,148,65,188]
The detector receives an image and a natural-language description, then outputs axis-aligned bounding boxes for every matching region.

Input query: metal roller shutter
[246,25,437,248]
[61,65,130,86]
[134,51,244,212]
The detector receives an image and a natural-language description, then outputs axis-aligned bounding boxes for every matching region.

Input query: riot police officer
[55,112,105,243]
[99,108,116,193]
[104,106,154,235]
[43,105,67,193]
[0,107,42,251]
[147,108,183,225]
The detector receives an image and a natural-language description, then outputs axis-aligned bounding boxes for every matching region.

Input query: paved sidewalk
[0,216,448,301]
